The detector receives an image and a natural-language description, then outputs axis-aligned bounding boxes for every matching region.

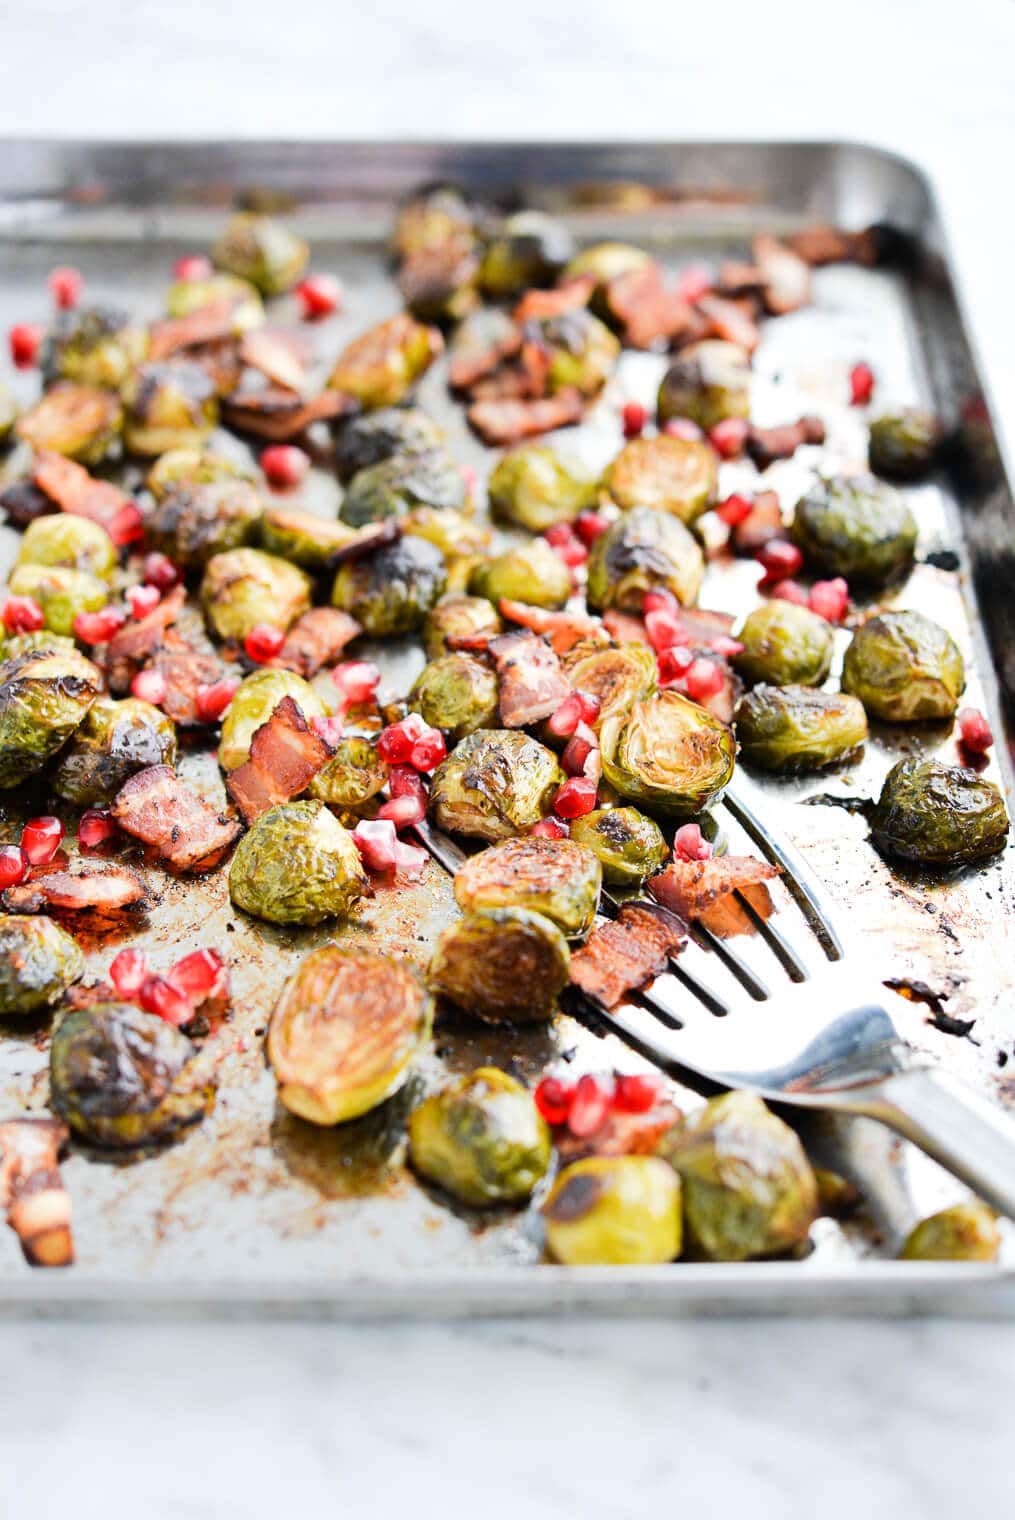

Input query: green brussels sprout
[331,535,447,637]
[487,445,598,533]
[899,1200,1000,1262]
[259,506,353,569]
[228,800,368,926]
[50,1002,213,1149]
[17,513,117,581]
[403,507,491,562]
[423,593,503,659]
[568,806,668,886]
[217,668,326,771]
[586,507,704,612]
[201,547,312,642]
[479,212,575,295]
[560,639,657,729]
[657,340,751,431]
[147,480,264,570]
[430,729,564,842]
[51,695,177,805]
[328,314,442,411]
[339,451,470,529]
[468,538,573,610]
[16,382,123,464]
[212,211,309,296]
[0,644,100,787]
[535,308,620,398]
[814,1168,861,1218]
[868,407,943,481]
[398,234,479,324]
[733,599,834,688]
[408,1066,551,1206]
[599,689,736,816]
[0,915,84,1018]
[166,272,263,331]
[734,684,868,772]
[790,475,917,585]
[453,834,601,938]
[391,184,479,260]
[40,304,148,391]
[408,652,499,740]
[429,908,570,1023]
[122,361,218,457]
[147,446,254,501]
[869,759,1009,868]
[3,631,76,660]
[0,385,16,446]
[7,564,108,638]
[562,241,653,304]
[307,736,388,812]
[334,407,445,482]
[603,436,718,525]
[268,945,432,1125]
[840,611,965,721]
[658,1091,818,1261]
[543,1156,682,1265]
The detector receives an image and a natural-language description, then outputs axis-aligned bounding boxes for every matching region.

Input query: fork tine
[733,890,809,981]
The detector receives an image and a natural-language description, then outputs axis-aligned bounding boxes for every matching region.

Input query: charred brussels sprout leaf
[841,610,965,721]
[147,446,254,501]
[259,507,354,569]
[228,800,368,925]
[17,513,117,581]
[16,382,123,464]
[166,272,263,331]
[391,184,479,261]
[212,212,309,296]
[308,736,388,812]
[408,1066,551,1206]
[201,547,312,642]
[123,361,218,457]
[479,212,575,296]
[0,915,84,1018]
[423,594,503,659]
[734,684,868,773]
[340,450,469,528]
[403,507,491,563]
[543,1156,682,1265]
[869,759,1009,868]
[586,507,704,612]
[603,436,718,525]
[790,475,917,585]
[429,908,570,1023]
[0,644,100,786]
[569,806,668,887]
[148,480,263,569]
[599,690,735,816]
[429,729,564,842]
[469,539,573,610]
[657,341,751,431]
[40,304,148,391]
[7,564,108,638]
[409,652,499,740]
[868,407,943,481]
[334,407,445,482]
[487,445,598,533]
[536,308,620,398]
[899,1200,1000,1261]
[217,668,326,771]
[52,695,177,805]
[328,314,442,411]
[453,835,601,938]
[733,599,834,688]
[560,639,657,729]
[331,535,447,637]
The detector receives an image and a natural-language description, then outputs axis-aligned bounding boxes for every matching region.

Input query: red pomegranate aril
[20,816,65,866]
[331,659,381,709]
[173,253,213,282]
[126,583,161,619]
[622,400,647,439]
[195,679,240,723]
[108,502,145,547]
[575,509,610,546]
[351,819,398,873]
[410,727,447,773]
[642,586,679,615]
[9,322,42,369]
[78,808,119,850]
[376,794,426,829]
[261,444,309,490]
[73,606,127,645]
[710,634,745,658]
[613,1073,665,1113]
[850,361,875,406]
[388,764,428,803]
[756,539,804,581]
[244,623,285,663]
[663,418,705,442]
[0,846,28,889]
[130,668,167,705]
[2,595,45,634]
[765,577,809,606]
[716,493,753,527]
[685,657,725,703]
[143,552,180,591]
[553,775,598,819]
[393,839,428,877]
[808,577,849,624]
[310,714,345,747]
[958,706,993,754]
[167,948,225,1002]
[567,1073,614,1137]
[460,463,478,497]
[543,522,574,548]
[529,818,569,839]
[140,975,193,1028]
[552,532,587,568]
[376,714,427,765]
[47,266,83,310]
[296,273,343,320]
[645,607,690,653]
[673,822,714,863]
[708,418,750,459]
[534,1076,575,1126]
[547,691,587,739]
[109,947,149,998]
[676,264,712,304]
[561,727,597,778]
[657,644,694,684]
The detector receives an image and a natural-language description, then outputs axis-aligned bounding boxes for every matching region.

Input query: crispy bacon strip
[238,327,312,392]
[226,696,334,824]
[2,866,149,916]
[568,903,686,1011]
[605,264,693,349]
[752,234,812,316]
[649,856,780,922]
[747,417,825,470]
[271,607,362,678]
[513,275,595,324]
[104,584,187,694]
[601,609,650,645]
[32,451,141,543]
[448,324,522,392]
[554,1099,683,1165]
[787,223,870,267]
[467,388,584,446]
[498,599,605,655]
[147,299,238,361]
[0,1119,73,1268]
[222,387,355,441]
[487,629,571,728]
[695,294,761,353]
[732,490,784,554]
[674,606,736,643]
[112,766,241,874]
[150,631,223,726]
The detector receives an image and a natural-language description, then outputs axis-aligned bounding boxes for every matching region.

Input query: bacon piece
[513,275,595,324]
[104,584,187,694]
[63,979,117,1010]
[150,631,223,726]
[239,327,312,392]
[674,607,736,643]
[605,264,693,349]
[716,262,767,299]
[222,387,356,441]
[326,518,402,564]
[567,903,686,1011]
[0,1119,73,1268]
[787,223,865,266]
[226,696,334,824]
[554,1099,683,1165]
[498,599,605,656]
[467,388,584,446]
[270,607,362,678]
[732,490,784,554]
[111,766,241,874]
[602,609,649,645]
[32,451,141,544]
[747,417,825,470]
[147,299,238,361]
[752,234,812,316]
[648,856,780,922]
[2,866,149,916]
[397,238,480,317]
[487,629,571,728]
[448,322,522,392]
[695,294,761,353]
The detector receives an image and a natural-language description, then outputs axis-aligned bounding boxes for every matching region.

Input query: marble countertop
[2,1,1015,1515]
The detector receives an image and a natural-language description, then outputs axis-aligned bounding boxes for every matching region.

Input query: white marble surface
[2,1,1015,1515]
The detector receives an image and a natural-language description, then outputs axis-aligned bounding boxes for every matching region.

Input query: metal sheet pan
[0,140,1013,1316]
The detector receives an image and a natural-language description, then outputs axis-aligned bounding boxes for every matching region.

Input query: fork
[413,784,1015,1220]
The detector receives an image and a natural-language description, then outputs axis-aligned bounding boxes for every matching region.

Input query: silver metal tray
[1,140,1013,1316]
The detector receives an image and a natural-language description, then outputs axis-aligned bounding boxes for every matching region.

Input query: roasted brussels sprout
[212,211,308,296]
[454,835,601,938]
[122,361,218,456]
[568,806,668,886]
[307,736,388,812]
[334,407,445,482]
[840,611,965,722]
[408,652,499,740]
[259,507,353,569]
[560,639,657,729]
[869,759,1009,868]
[0,915,84,1018]
[148,480,263,570]
[657,341,751,431]
[391,184,479,260]
[408,1067,551,1207]
[40,304,148,391]
[201,547,312,642]
[586,507,704,612]
[147,446,254,501]
[599,690,736,816]
[403,507,491,562]
[398,234,479,324]
[50,1002,213,1148]
[869,407,943,481]
[3,631,76,660]
[430,729,564,841]
[734,684,868,772]
[268,945,432,1125]
[536,308,620,397]
[543,1156,682,1266]
[16,382,123,464]
[562,241,653,304]
[790,475,917,585]
[423,593,503,659]
[166,272,263,331]
[603,436,718,526]
[899,1200,1000,1262]
[217,668,326,771]
[487,445,598,533]
[328,314,442,410]
[228,800,368,925]
[331,535,447,637]
[478,212,575,296]
[659,1091,818,1261]
[17,513,117,581]
[0,643,100,786]
[733,599,834,688]
[7,564,108,638]
[429,908,570,1023]
[51,695,177,805]
[468,539,573,610]
[340,450,470,528]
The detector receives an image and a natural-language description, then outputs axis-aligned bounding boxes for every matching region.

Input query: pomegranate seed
[529,818,569,839]
[351,818,398,873]
[261,445,309,490]
[73,606,127,645]
[21,816,64,866]
[708,418,750,459]
[310,714,344,747]
[808,577,849,624]
[756,540,804,581]
[47,266,83,310]
[575,510,610,546]
[9,323,42,369]
[657,644,694,684]
[143,552,180,591]
[622,400,647,439]
[764,577,809,606]
[2,595,45,634]
[167,947,225,1003]
[130,668,167,705]
[195,679,239,723]
[958,706,993,754]
[173,254,213,281]
[676,265,712,304]
[377,714,427,765]
[613,1073,664,1113]
[643,586,679,615]
[140,975,193,1028]
[548,691,588,739]
[558,539,588,570]
[388,765,428,804]
[716,493,753,527]
[296,273,343,320]
[244,623,285,663]
[107,501,145,547]
[562,725,597,777]
[78,808,119,850]
[410,727,447,773]
[662,418,705,442]
[0,845,28,889]
[553,775,598,819]
[685,658,725,703]
[377,793,427,829]
[126,584,161,619]
[567,1073,614,1137]
[534,1076,575,1126]
[673,823,713,863]
[544,522,574,548]
[331,659,381,709]
[709,634,744,658]
[392,839,428,877]
[109,947,149,998]
[575,692,602,725]
[850,361,875,406]
[645,607,690,653]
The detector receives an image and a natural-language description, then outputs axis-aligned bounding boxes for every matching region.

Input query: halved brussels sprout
[487,445,598,533]
[733,599,834,688]
[340,451,469,528]
[568,806,668,886]
[599,690,736,816]
[50,1002,213,1148]
[259,507,353,568]
[408,1066,551,1207]
[0,644,100,787]
[217,668,326,771]
[603,436,718,525]
[201,547,312,642]
[122,361,218,456]
[7,564,108,638]
[166,272,263,331]
[543,1156,682,1266]
[468,539,573,610]
[899,1200,1000,1261]
[869,759,1009,868]
[841,611,965,721]
[391,184,479,260]
[16,382,123,464]
[562,241,653,305]
[212,212,308,296]
[658,1091,818,1261]
[403,507,491,562]
[657,340,751,431]
[408,652,499,740]
[790,475,917,585]
[430,729,564,841]
[586,507,704,612]
[734,684,868,772]
[334,407,445,482]
[560,639,657,729]
[536,308,620,397]
[40,304,148,391]
[52,695,177,804]
[331,535,447,637]
[3,632,76,660]
[328,314,442,410]
[479,212,575,295]
[0,915,84,1018]
[228,800,368,925]
[453,834,601,938]
[307,736,388,812]
[268,945,432,1125]
[424,594,503,660]
[148,480,264,570]
[17,513,117,581]
[147,446,254,501]
[428,907,570,1023]
[868,408,943,481]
